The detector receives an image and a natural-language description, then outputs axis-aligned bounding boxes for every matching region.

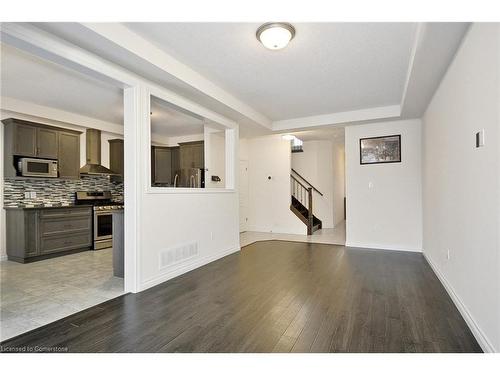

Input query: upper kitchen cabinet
[12,122,37,157]
[109,139,124,179]
[2,118,81,178]
[58,131,81,179]
[36,127,59,159]
[5,118,59,159]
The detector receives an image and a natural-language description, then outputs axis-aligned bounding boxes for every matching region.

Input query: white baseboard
[140,246,240,292]
[423,252,496,353]
[0,254,7,262]
[345,242,422,253]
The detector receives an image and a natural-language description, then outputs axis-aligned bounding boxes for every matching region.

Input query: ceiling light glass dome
[256,23,296,50]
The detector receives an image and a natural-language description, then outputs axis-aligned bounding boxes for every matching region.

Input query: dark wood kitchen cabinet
[151,146,172,185]
[171,146,180,175]
[6,119,59,159]
[179,141,204,170]
[3,118,81,178]
[109,139,124,178]
[36,127,59,159]
[58,131,81,179]
[150,145,182,186]
[13,122,37,157]
[5,206,93,263]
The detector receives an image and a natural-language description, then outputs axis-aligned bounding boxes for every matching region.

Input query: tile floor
[240,221,346,248]
[0,248,124,341]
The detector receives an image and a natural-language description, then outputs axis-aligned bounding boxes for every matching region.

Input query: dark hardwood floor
[0,241,481,353]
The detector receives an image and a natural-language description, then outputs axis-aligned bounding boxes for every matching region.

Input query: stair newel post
[307,187,313,235]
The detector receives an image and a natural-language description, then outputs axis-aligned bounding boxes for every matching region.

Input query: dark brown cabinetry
[171,146,180,175]
[2,118,81,178]
[152,146,172,185]
[108,139,124,178]
[150,142,203,187]
[58,131,80,179]
[5,206,92,263]
[13,123,37,157]
[36,127,59,159]
[179,141,204,170]
[9,120,59,159]
[151,145,181,186]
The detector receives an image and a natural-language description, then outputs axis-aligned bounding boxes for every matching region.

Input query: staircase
[290,169,323,235]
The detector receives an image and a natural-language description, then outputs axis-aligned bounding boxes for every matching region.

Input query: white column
[123,85,150,293]
[225,127,238,190]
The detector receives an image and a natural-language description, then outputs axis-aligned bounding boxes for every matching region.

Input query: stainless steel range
[75,191,124,250]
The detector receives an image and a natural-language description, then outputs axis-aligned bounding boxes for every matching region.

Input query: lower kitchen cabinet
[5,206,92,263]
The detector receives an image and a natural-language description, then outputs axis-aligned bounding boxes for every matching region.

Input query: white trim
[345,242,422,253]
[423,252,496,353]
[140,245,240,292]
[82,23,272,130]
[0,23,238,131]
[272,105,401,131]
[146,187,236,194]
[400,23,425,111]
[123,86,149,294]
[0,255,8,262]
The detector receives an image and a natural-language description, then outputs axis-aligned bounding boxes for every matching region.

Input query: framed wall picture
[360,135,401,165]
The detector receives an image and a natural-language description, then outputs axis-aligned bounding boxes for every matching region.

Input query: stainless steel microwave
[18,158,58,178]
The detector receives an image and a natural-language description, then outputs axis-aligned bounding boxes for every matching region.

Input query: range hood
[79,129,118,176]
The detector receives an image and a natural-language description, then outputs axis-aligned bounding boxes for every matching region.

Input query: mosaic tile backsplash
[3,176,123,207]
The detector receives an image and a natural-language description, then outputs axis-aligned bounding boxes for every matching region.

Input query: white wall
[246,135,306,235]
[205,128,226,189]
[422,23,499,352]
[345,119,422,251]
[139,192,239,289]
[239,138,248,160]
[332,138,345,227]
[292,140,334,228]
[125,86,240,290]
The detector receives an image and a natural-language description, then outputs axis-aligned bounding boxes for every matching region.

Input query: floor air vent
[159,242,198,269]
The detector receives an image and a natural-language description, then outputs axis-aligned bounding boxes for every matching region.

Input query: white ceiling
[1,43,205,137]
[1,43,123,124]
[292,127,345,142]
[30,22,272,136]
[150,96,204,137]
[1,22,469,137]
[125,23,417,121]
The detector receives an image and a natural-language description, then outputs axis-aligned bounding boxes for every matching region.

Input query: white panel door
[239,160,249,232]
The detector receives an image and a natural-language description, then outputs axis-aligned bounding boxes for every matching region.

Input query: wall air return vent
[159,242,198,269]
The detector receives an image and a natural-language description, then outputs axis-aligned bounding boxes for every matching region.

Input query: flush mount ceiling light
[256,22,296,50]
